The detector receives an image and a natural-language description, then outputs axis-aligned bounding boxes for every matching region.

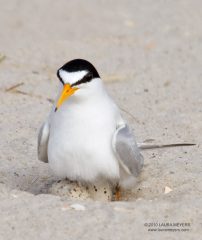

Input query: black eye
[71,72,94,87]
[84,73,93,81]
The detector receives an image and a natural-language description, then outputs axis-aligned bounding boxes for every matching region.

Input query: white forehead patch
[59,69,88,85]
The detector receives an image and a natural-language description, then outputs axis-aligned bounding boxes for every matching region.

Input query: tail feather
[138,143,196,150]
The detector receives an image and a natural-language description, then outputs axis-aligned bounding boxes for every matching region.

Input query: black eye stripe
[71,73,93,87]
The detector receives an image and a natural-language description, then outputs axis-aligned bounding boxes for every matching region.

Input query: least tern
[38,59,194,200]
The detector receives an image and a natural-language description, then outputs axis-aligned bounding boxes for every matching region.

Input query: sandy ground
[0,0,202,239]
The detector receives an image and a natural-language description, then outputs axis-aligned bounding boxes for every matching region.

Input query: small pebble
[11,194,18,198]
[164,186,173,194]
[70,204,86,211]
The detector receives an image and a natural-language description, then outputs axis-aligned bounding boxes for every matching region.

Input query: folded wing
[112,124,144,176]
[37,121,50,163]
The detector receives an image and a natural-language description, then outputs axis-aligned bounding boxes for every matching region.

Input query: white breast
[48,91,120,183]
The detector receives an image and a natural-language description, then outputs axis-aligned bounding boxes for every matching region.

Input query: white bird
[38,59,194,201]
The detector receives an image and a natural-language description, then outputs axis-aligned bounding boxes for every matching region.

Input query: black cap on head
[57,59,100,86]
[59,59,99,76]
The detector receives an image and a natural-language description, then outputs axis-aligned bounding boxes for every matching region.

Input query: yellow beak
[55,84,78,111]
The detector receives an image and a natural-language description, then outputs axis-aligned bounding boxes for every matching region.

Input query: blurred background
[1,0,202,86]
[0,0,201,238]
[0,0,202,194]
[0,0,202,197]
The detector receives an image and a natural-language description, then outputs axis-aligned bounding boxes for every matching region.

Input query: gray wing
[37,121,50,163]
[112,124,144,176]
